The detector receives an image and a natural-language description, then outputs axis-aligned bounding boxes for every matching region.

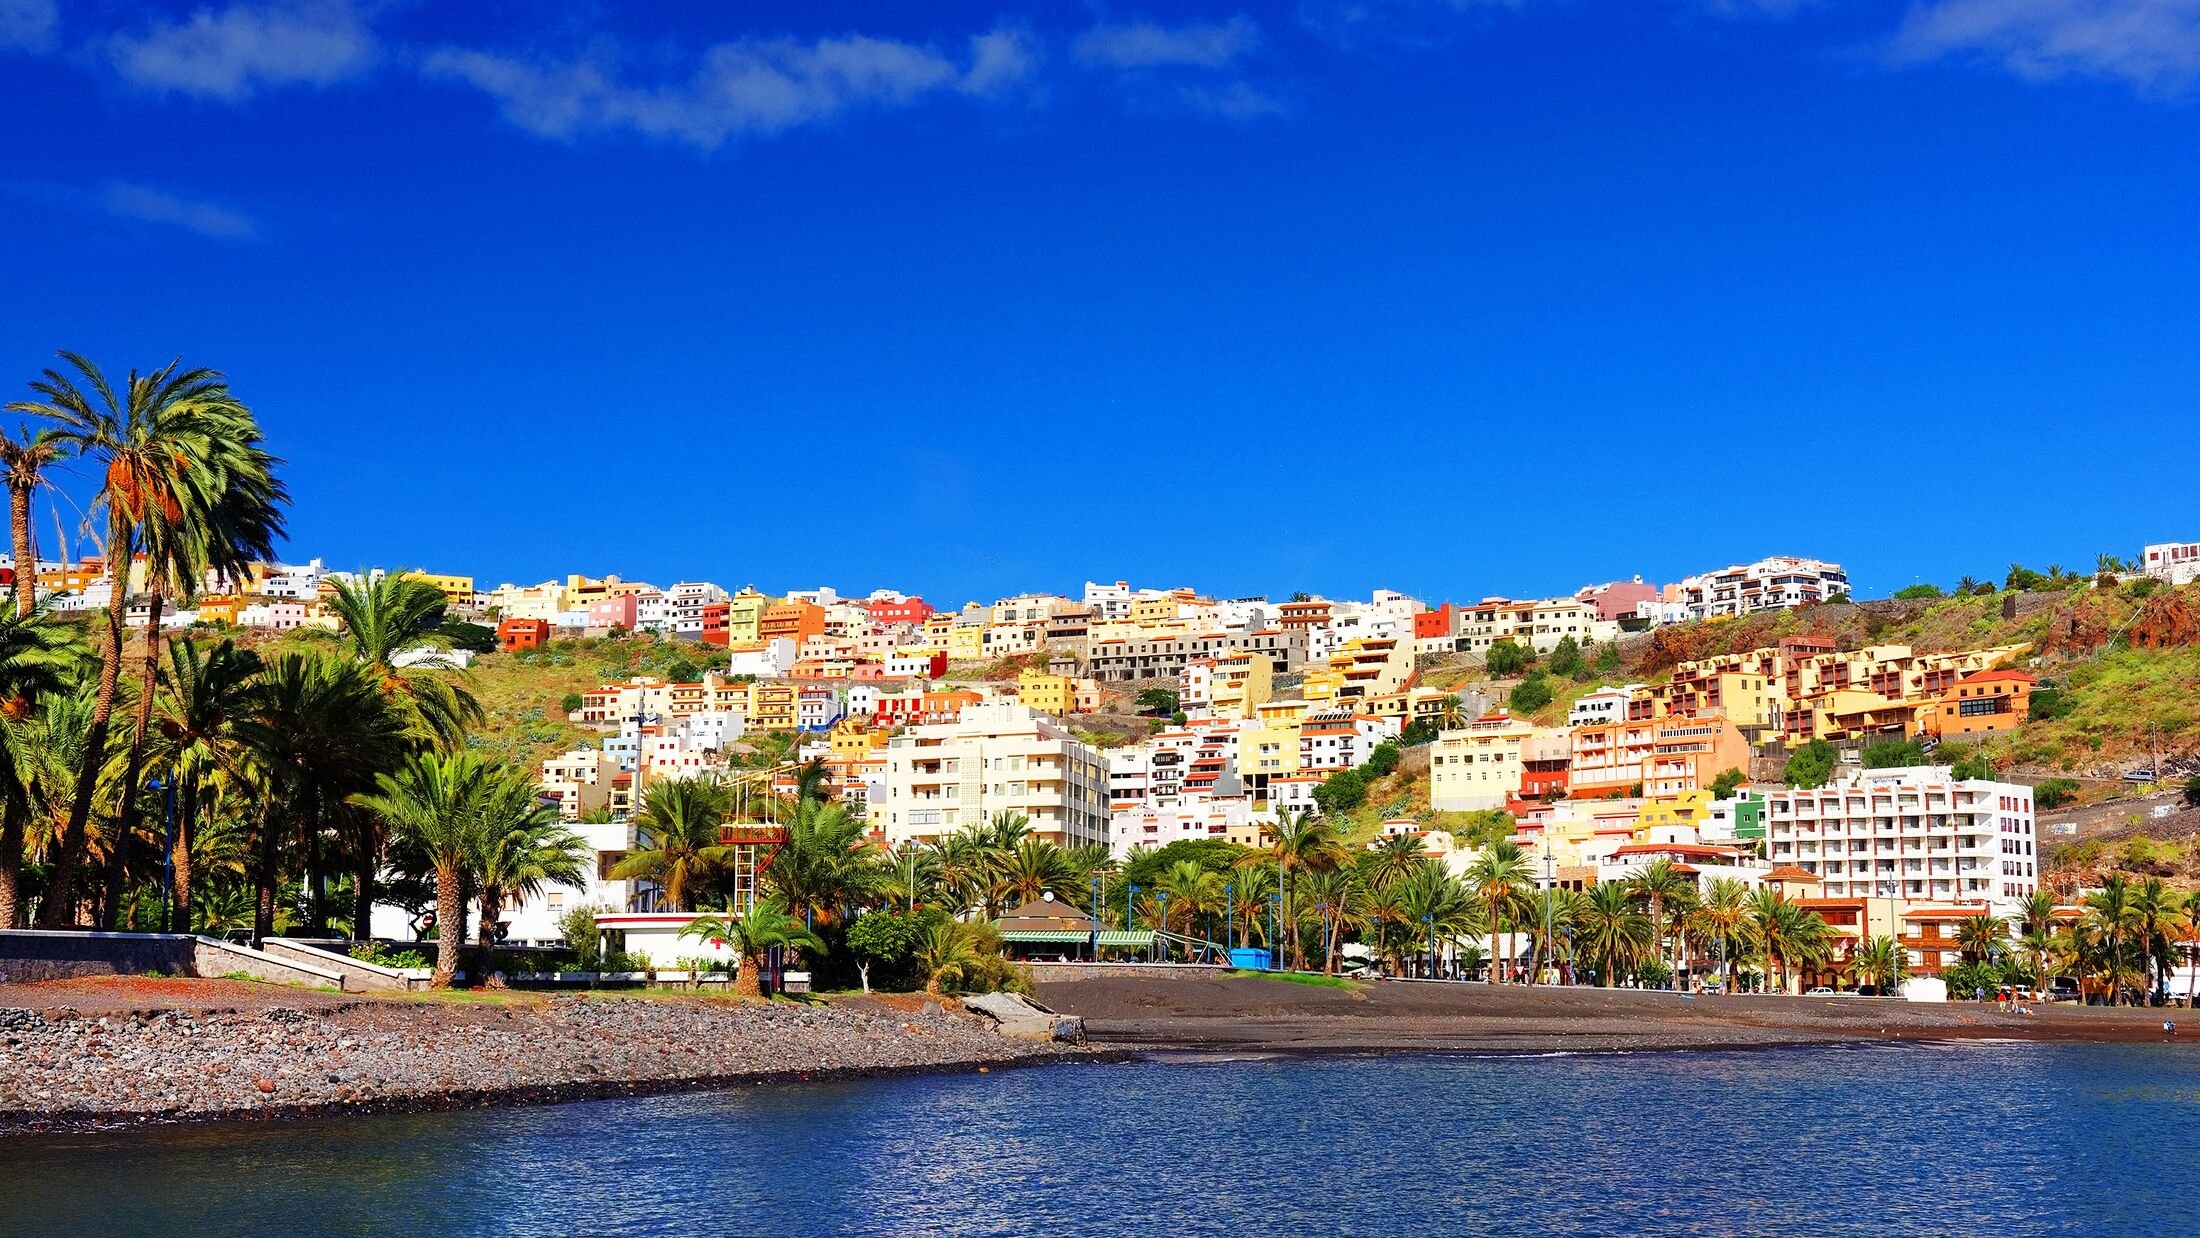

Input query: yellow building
[1210,649,1273,718]
[402,571,476,606]
[829,721,888,761]
[1016,668,1079,719]
[1302,637,1413,708]
[947,619,988,662]
[1430,712,1538,812]
[749,681,800,732]
[1239,715,1303,798]
[195,596,242,625]
[724,589,771,645]
[1635,790,1714,836]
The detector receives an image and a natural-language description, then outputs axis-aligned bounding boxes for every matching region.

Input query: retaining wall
[0,929,197,983]
[259,938,428,991]
[190,937,347,989]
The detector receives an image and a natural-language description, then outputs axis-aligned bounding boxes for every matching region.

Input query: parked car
[1804,987,1836,996]
[2126,768,2158,784]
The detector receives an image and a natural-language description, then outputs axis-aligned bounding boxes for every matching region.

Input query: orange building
[760,601,826,644]
[700,602,731,648]
[1923,670,2034,740]
[497,618,550,652]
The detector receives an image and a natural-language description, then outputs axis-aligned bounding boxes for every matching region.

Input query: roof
[1902,906,1994,919]
[1763,865,1823,882]
[1610,842,1737,858]
[1000,930,1157,946]
[1954,669,2036,686]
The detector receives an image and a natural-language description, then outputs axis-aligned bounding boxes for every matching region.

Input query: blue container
[1228,947,1273,970]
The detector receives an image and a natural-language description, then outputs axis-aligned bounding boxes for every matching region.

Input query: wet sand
[1037,973,2198,1054]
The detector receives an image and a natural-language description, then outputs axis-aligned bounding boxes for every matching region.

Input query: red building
[700,602,730,647]
[866,596,934,626]
[497,618,550,652]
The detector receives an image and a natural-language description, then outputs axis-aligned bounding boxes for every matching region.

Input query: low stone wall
[1029,962,1229,982]
[192,937,347,990]
[260,938,427,992]
[0,929,197,983]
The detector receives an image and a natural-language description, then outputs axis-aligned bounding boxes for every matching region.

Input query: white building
[1678,555,1849,620]
[724,638,797,679]
[881,702,1109,848]
[1110,797,1269,859]
[1761,765,2039,915]
[2142,541,2200,586]
[1567,684,1639,728]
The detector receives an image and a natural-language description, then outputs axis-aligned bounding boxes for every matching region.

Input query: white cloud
[423,29,1035,149]
[0,0,56,53]
[1179,80,1286,117]
[1889,0,2200,94]
[97,182,259,239]
[107,0,378,100]
[1074,17,1260,69]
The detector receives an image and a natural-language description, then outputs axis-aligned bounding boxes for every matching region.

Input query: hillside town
[32,543,2197,995]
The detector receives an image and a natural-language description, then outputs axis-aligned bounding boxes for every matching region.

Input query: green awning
[1000,929,1155,946]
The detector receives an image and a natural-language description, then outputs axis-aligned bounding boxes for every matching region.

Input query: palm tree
[0,425,65,618]
[107,419,282,927]
[473,771,589,955]
[326,574,482,749]
[353,750,493,987]
[614,776,734,912]
[1854,935,1906,995]
[145,637,262,928]
[1435,694,1469,731]
[1465,840,1529,983]
[998,838,1077,908]
[2085,876,2138,1005]
[765,798,891,926]
[682,903,826,998]
[1748,892,1833,995]
[0,607,81,925]
[1955,914,2007,967]
[1397,861,1483,978]
[1519,885,1576,986]
[1364,833,1426,890]
[1301,866,1358,972]
[2183,891,2200,1008]
[1627,858,1695,981]
[2129,877,2185,1004]
[1156,859,1225,942]
[10,353,263,926]
[1687,877,1753,994]
[1956,575,1980,595]
[913,920,987,996]
[1241,810,1349,970]
[238,652,408,940]
[1574,882,1652,986]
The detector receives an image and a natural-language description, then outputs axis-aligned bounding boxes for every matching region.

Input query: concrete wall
[1028,962,1227,982]
[0,929,197,983]
[191,937,346,989]
[259,938,427,991]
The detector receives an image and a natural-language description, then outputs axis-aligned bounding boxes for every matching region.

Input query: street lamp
[1269,893,1282,971]
[1223,880,1234,954]
[1090,875,1101,963]
[1424,914,1436,979]
[1158,892,1170,963]
[1542,850,1556,987]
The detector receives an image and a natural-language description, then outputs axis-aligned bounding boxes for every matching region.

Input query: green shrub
[2033,778,2080,810]
[1782,739,1838,789]
[1508,672,1554,714]
[1485,639,1533,677]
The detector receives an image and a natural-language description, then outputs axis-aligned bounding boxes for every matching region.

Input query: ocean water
[3,1043,2196,1236]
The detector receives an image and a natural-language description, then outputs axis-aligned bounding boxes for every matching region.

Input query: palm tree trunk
[107,585,166,928]
[253,802,279,947]
[170,779,197,933]
[9,481,32,619]
[0,801,24,927]
[1488,896,1502,983]
[431,865,462,988]
[37,517,131,927]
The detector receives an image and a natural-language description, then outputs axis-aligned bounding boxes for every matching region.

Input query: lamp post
[1128,884,1140,961]
[1542,850,1556,987]
[1158,892,1170,963]
[1269,893,1282,971]
[1424,914,1436,979]
[1090,875,1101,963]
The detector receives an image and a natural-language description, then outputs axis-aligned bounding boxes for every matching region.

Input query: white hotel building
[1761,765,2039,915]
[881,702,1109,849]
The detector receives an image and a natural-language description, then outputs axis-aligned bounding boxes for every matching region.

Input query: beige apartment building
[881,702,1109,848]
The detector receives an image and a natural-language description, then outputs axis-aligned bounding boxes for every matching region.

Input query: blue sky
[1,0,2196,605]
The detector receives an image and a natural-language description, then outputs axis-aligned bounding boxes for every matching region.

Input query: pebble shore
[0,994,1083,1136]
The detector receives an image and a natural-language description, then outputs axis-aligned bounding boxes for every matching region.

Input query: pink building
[588,594,639,631]
[1575,579,1660,623]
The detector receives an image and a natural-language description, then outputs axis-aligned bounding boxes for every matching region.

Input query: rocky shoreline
[0,990,1090,1138]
